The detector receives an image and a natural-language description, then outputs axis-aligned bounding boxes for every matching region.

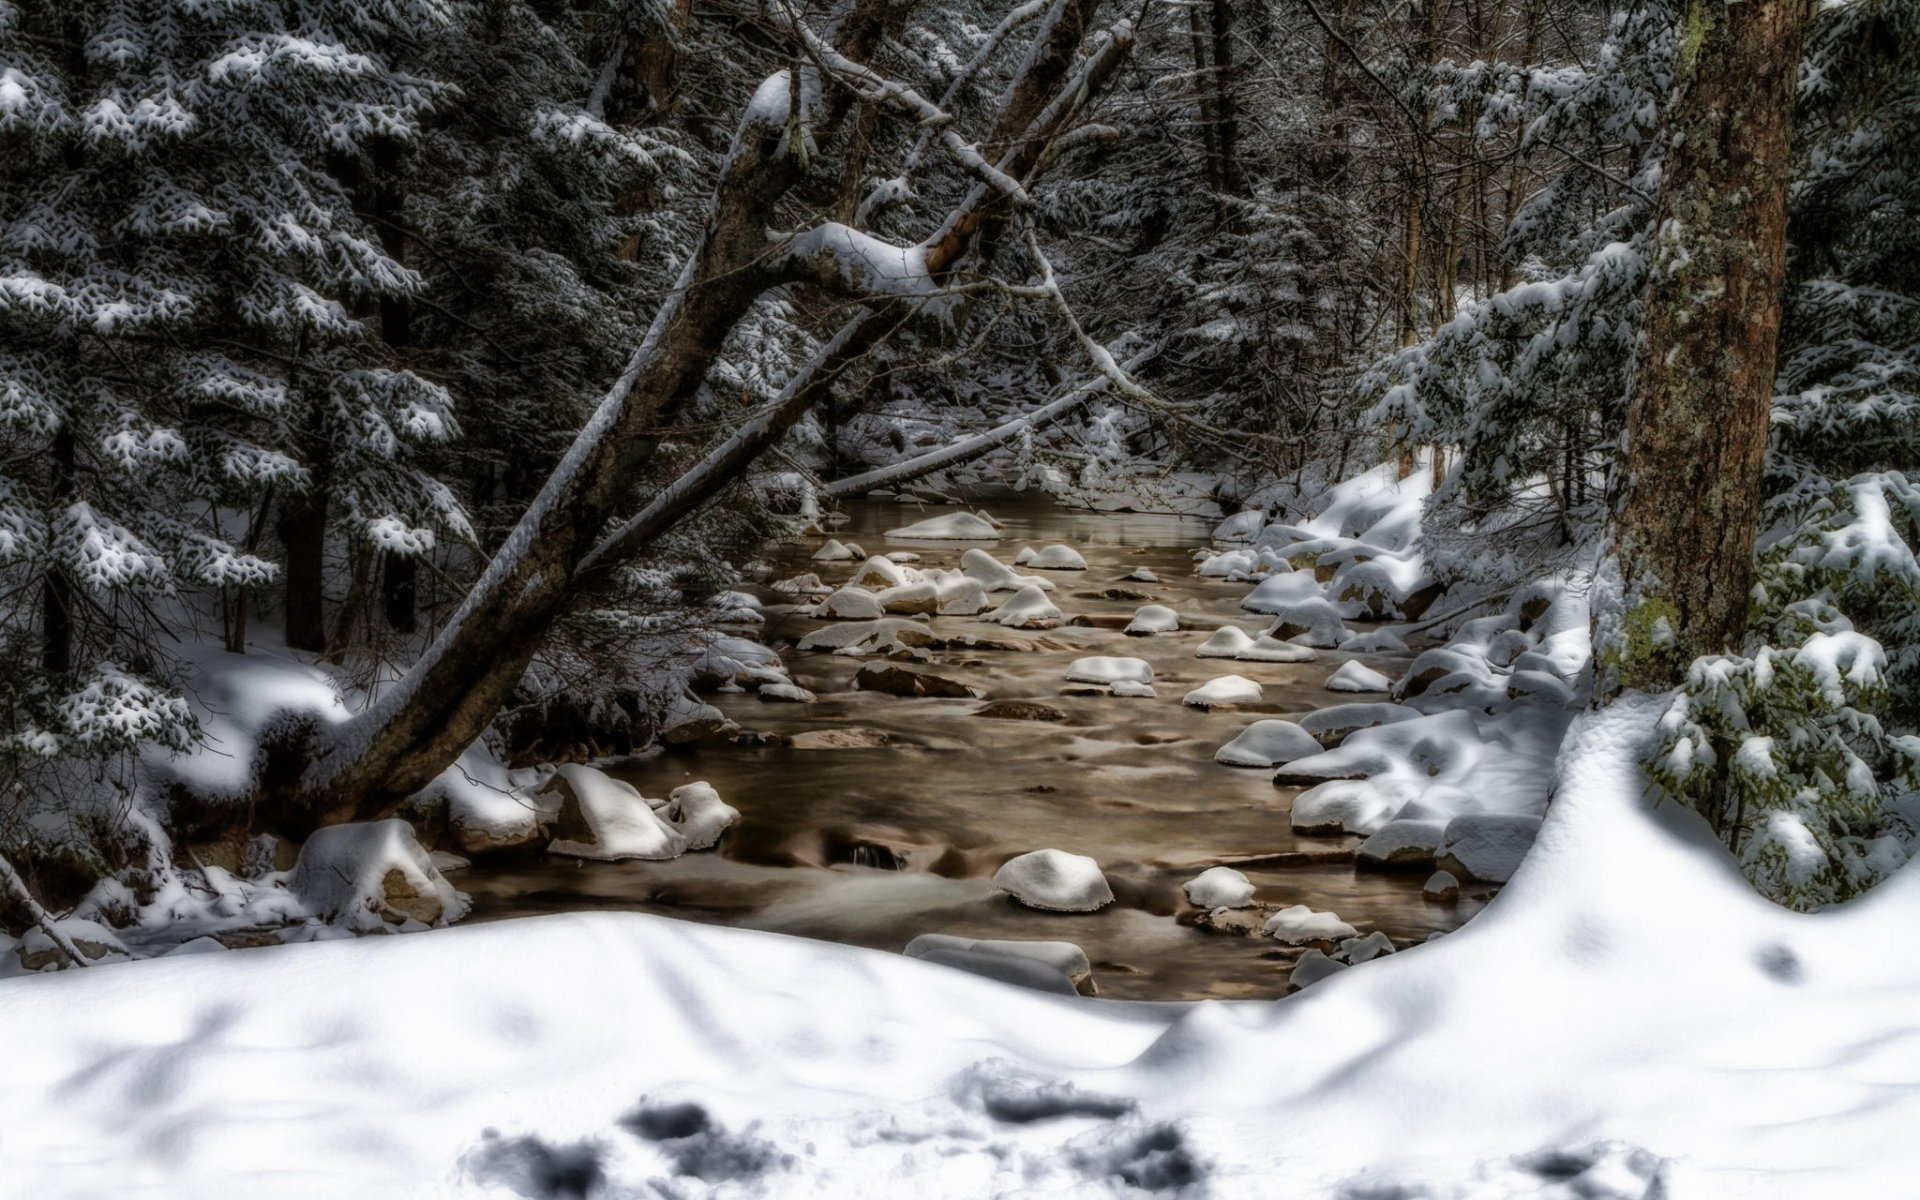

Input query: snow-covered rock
[427,746,558,856]
[16,919,129,971]
[875,582,940,615]
[1439,813,1544,883]
[1124,566,1159,583]
[1339,931,1396,963]
[655,782,740,851]
[1242,576,1351,646]
[817,587,887,620]
[1215,719,1321,768]
[904,935,1093,995]
[797,617,931,654]
[936,577,990,615]
[991,850,1114,912]
[1184,867,1256,909]
[1262,904,1358,944]
[1299,701,1421,747]
[1357,819,1448,868]
[1289,780,1402,836]
[983,584,1062,628]
[1422,869,1461,901]
[960,548,1054,592]
[1065,656,1154,685]
[1327,660,1393,693]
[1123,604,1179,635]
[1236,634,1317,663]
[1288,948,1350,989]
[1183,674,1263,710]
[772,571,828,595]
[887,513,1000,540]
[289,820,471,931]
[848,556,909,589]
[812,538,855,561]
[758,682,817,703]
[1212,508,1266,543]
[1024,545,1087,570]
[1110,680,1157,698]
[547,764,689,862]
[1196,625,1256,658]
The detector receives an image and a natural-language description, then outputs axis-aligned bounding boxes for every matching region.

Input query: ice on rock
[1196,625,1256,658]
[289,819,471,931]
[1184,866,1256,909]
[904,934,1092,995]
[887,512,1000,540]
[983,584,1062,628]
[1439,813,1544,883]
[1262,904,1359,944]
[992,849,1114,912]
[1215,719,1321,768]
[816,587,886,620]
[1025,544,1087,570]
[961,548,1054,592]
[812,538,855,561]
[656,782,739,851]
[1237,634,1317,663]
[1340,931,1396,963]
[1327,660,1393,693]
[1212,508,1266,543]
[1124,566,1159,582]
[1183,674,1263,710]
[1124,604,1180,635]
[1065,656,1154,685]
[547,763,689,862]
[1289,948,1350,990]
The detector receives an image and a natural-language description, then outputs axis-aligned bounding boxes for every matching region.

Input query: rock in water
[1123,604,1180,635]
[547,764,689,862]
[1289,948,1349,990]
[960,548,1054,592]
[1299,702,1420,747]
[854,663,983,699]
[1358,819,1448,869]
[1195,625,1256,658]
[1422,870,1461,901]
[1183,674,1264,709]
[974,700,1068,722]
[1340,931,1396,963]
[1124,566,1159,582]
[992,849,1114,912]
[817,587,886,619]
[1183,866,1256,909]
[887,512,1000,540]
[812,538,855,561]
[1438,813,1543,883]
[1327,660,1393,693]
[1236,634,1318,663]
[657,782,739,851]
[1261,904,1358,944]
[1215,719,1321,768]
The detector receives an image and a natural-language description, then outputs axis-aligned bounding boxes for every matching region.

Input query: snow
[1298,701,1421,746]
[1291,780,1402,836]
[1288,948,1350,989]
[817,586,887,619]
[1022,544,1087,570]
[1439,813,1545,883]
[656,782,739,851]
[1064,656,1154,685]
[1236,634,1317,663]
[1124,566,1159,582]
[757,682,816,703]
[287,820,470,932]
[1195,624,1257,657]
[1212,508,1266,542]
[886,512,1000,540]
[1261,904,1358,943]
[547,763,689,862]
[1109,680,1157,698]
[991,849,1114,912]
[1183,674,1263,709]
[1326,660,1393,693]
[812,537,855,561]
[1183,866,1256,909]
[1123,603,1179,634]
[903,935,1091,994]
[960,547,1054,591]
[1215,719,1321,768]
[982,583,1062,628]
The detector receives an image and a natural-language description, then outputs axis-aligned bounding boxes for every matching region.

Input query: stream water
[460,492,1488,1000]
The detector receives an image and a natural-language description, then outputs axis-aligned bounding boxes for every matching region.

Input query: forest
[0,0,1916,1196]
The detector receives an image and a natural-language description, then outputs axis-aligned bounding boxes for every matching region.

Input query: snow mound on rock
[289,820,470,932]
[1065,656,1154,685]
[1262,904,1358,944]
[1215,719,1321,768]
[813,539,855,561]
[1237,634,1317,663]
[992,850,1114,912]
[1196,625,1256,658]
[1183,675,1263,709]
[961,548,1055,592]
[657,782,740,851]
[1024,545,1087,570]
[887,512,1000,540]
[1123,604,1179,635]
[1184,867,1256,909]
[904,935,1092,995]
[984,584,1062,628]
[548,763,689,862]
[1327,660,1393,693]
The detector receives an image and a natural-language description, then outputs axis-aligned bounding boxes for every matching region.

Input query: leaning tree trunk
[1601,0,1809,694]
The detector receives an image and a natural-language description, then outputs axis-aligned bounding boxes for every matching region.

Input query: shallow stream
[460,493,1488,1000]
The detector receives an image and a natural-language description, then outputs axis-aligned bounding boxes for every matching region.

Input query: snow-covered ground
[3,696,1917,1198]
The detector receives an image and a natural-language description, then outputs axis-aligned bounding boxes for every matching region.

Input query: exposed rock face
[854,663,983,699]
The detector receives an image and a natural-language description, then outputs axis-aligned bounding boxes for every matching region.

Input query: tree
[1597,0,1812,692]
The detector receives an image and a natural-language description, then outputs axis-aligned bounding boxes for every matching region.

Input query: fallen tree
[260,0,1137,829]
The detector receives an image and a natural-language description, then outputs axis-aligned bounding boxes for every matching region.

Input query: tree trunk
[1209,0,1246,201]
[1601,0,1809,694]
[40,426,74,674]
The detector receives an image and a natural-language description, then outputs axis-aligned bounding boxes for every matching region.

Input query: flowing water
[460,492,1489,1000]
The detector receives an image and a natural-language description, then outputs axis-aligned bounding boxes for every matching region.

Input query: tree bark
[1602,0,1810,693]
[40,426,74,674]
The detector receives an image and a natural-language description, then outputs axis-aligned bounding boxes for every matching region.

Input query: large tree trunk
[269,1,1127,830]
[1601,0,1809,694]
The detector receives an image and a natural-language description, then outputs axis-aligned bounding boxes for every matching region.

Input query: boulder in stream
[854,663,983,699]
[1183,674,1264,710]
[1123,604,1180,635]
[1216,719,1321,768]
[974,700,1068,722]
[887,512,1000,540]
[1183,866,1256,910]
[992,849,1114,912]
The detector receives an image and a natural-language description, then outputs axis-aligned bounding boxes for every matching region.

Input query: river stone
[1289,949,1350,991]
[787,727,891,749]
[854,663,983,699]
[1183,866,1256,909]
[1423,869,1461,901]
[1215,719,1321,768]
[1183,674,1263,710]
[1261,904,1358,945]
[974,700,1068,722]
[992,849,1114,912]
[1123,604,1180,635]
[1298,702,1420,748]
[1357,819,1448,870]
